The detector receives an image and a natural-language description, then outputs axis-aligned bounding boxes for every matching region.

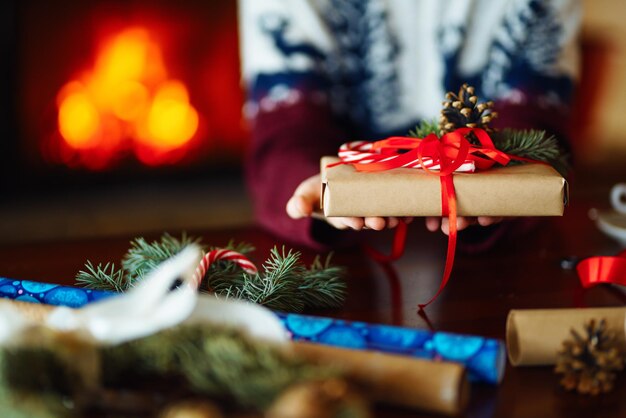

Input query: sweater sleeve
[238,0,350,249]
[245,101,351,250]
[237,0,582,251]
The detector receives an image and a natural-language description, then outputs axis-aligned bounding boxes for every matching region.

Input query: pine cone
[555,319,625,395]
[439,84,497,135]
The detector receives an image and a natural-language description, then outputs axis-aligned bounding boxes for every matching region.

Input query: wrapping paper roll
[506,307,626,366]
[278,312,504,384]
[0,277,505,384]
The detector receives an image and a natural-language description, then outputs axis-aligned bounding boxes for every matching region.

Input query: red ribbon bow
[356,127,511,174]
[342,128,514,308]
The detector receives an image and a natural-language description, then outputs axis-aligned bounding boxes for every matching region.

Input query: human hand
[286,173,412,230]
[425,216,504,236]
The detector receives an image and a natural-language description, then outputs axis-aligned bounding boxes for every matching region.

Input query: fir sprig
[299,254,346,309]
[408,119,439,138]
[122,233,201,286]
[225,247,305,312]
[76,234,347,312]
[217,248,347,312]
[493,129,569,175]
[103,325,339,410]
[75,262,127,293]
[0,324,344,415]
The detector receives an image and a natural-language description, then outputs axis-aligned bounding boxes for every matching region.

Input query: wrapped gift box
[321,156,568,217]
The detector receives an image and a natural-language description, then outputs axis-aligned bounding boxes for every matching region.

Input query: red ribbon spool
[577,250,626,288]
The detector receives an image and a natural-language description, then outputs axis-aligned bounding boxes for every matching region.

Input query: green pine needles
[76,233,347,312]
[407,120,569,176]
[408,119,439,138]
[103,325,339,410]
[76,262,127,293]
[76,233,200,291]
[0,324,344,417]
[493,128,570,175]
[212,249,346,312]
[122,233,201,284]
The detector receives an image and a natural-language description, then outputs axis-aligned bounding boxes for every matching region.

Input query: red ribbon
[353,128,511,174]
[365,219,408,262]
[342,128,514,308]
[577,250,626,288]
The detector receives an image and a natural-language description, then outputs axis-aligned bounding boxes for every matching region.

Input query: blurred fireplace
[0,0,246,194]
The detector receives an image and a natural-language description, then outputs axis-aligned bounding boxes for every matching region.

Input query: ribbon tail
[419,175,457,309]
[365,219,408,263]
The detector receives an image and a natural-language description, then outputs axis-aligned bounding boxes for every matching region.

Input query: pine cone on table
[439,83,497,137]
[555,319,625,395]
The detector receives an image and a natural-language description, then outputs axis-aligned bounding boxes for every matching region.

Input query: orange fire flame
[56,27,199,168]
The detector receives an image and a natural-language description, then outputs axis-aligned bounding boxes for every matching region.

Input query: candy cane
[192,249,258,288]
[338,141,476,172]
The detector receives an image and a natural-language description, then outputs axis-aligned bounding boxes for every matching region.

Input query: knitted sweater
[238,0,581,249]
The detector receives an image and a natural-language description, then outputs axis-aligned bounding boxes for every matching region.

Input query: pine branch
[227,247,306,312]
[75,261,127,292]
[494,129,570,175]
[102,325,338,410]
[122,233,203,287]
[210,248,346,312]
[408,119,440,138]
[1,325,341,414]
[298,254,347,309]
[76,235,347,313]
[495,129,559,160]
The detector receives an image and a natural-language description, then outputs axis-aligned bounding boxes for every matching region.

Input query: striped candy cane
[192,249,258,288]
[338,140,476,172]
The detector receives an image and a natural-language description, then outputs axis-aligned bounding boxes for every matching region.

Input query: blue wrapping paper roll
[0,277,505,384]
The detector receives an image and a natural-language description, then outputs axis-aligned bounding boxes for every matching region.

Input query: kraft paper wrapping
[506,307,626,366]
[3,299,469,416]
[294,342,468,416]
[321,157,567,217]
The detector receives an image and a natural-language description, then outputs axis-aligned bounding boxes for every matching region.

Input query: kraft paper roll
[2,298,468,416]
[0,299,53,322]
[506,307,626,366]
[293,342,469,416]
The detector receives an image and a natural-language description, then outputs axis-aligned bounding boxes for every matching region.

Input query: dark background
[1,0,245,192]
[1,0,625,244]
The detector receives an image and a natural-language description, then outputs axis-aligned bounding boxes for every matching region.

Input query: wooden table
[1,169,625,417]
